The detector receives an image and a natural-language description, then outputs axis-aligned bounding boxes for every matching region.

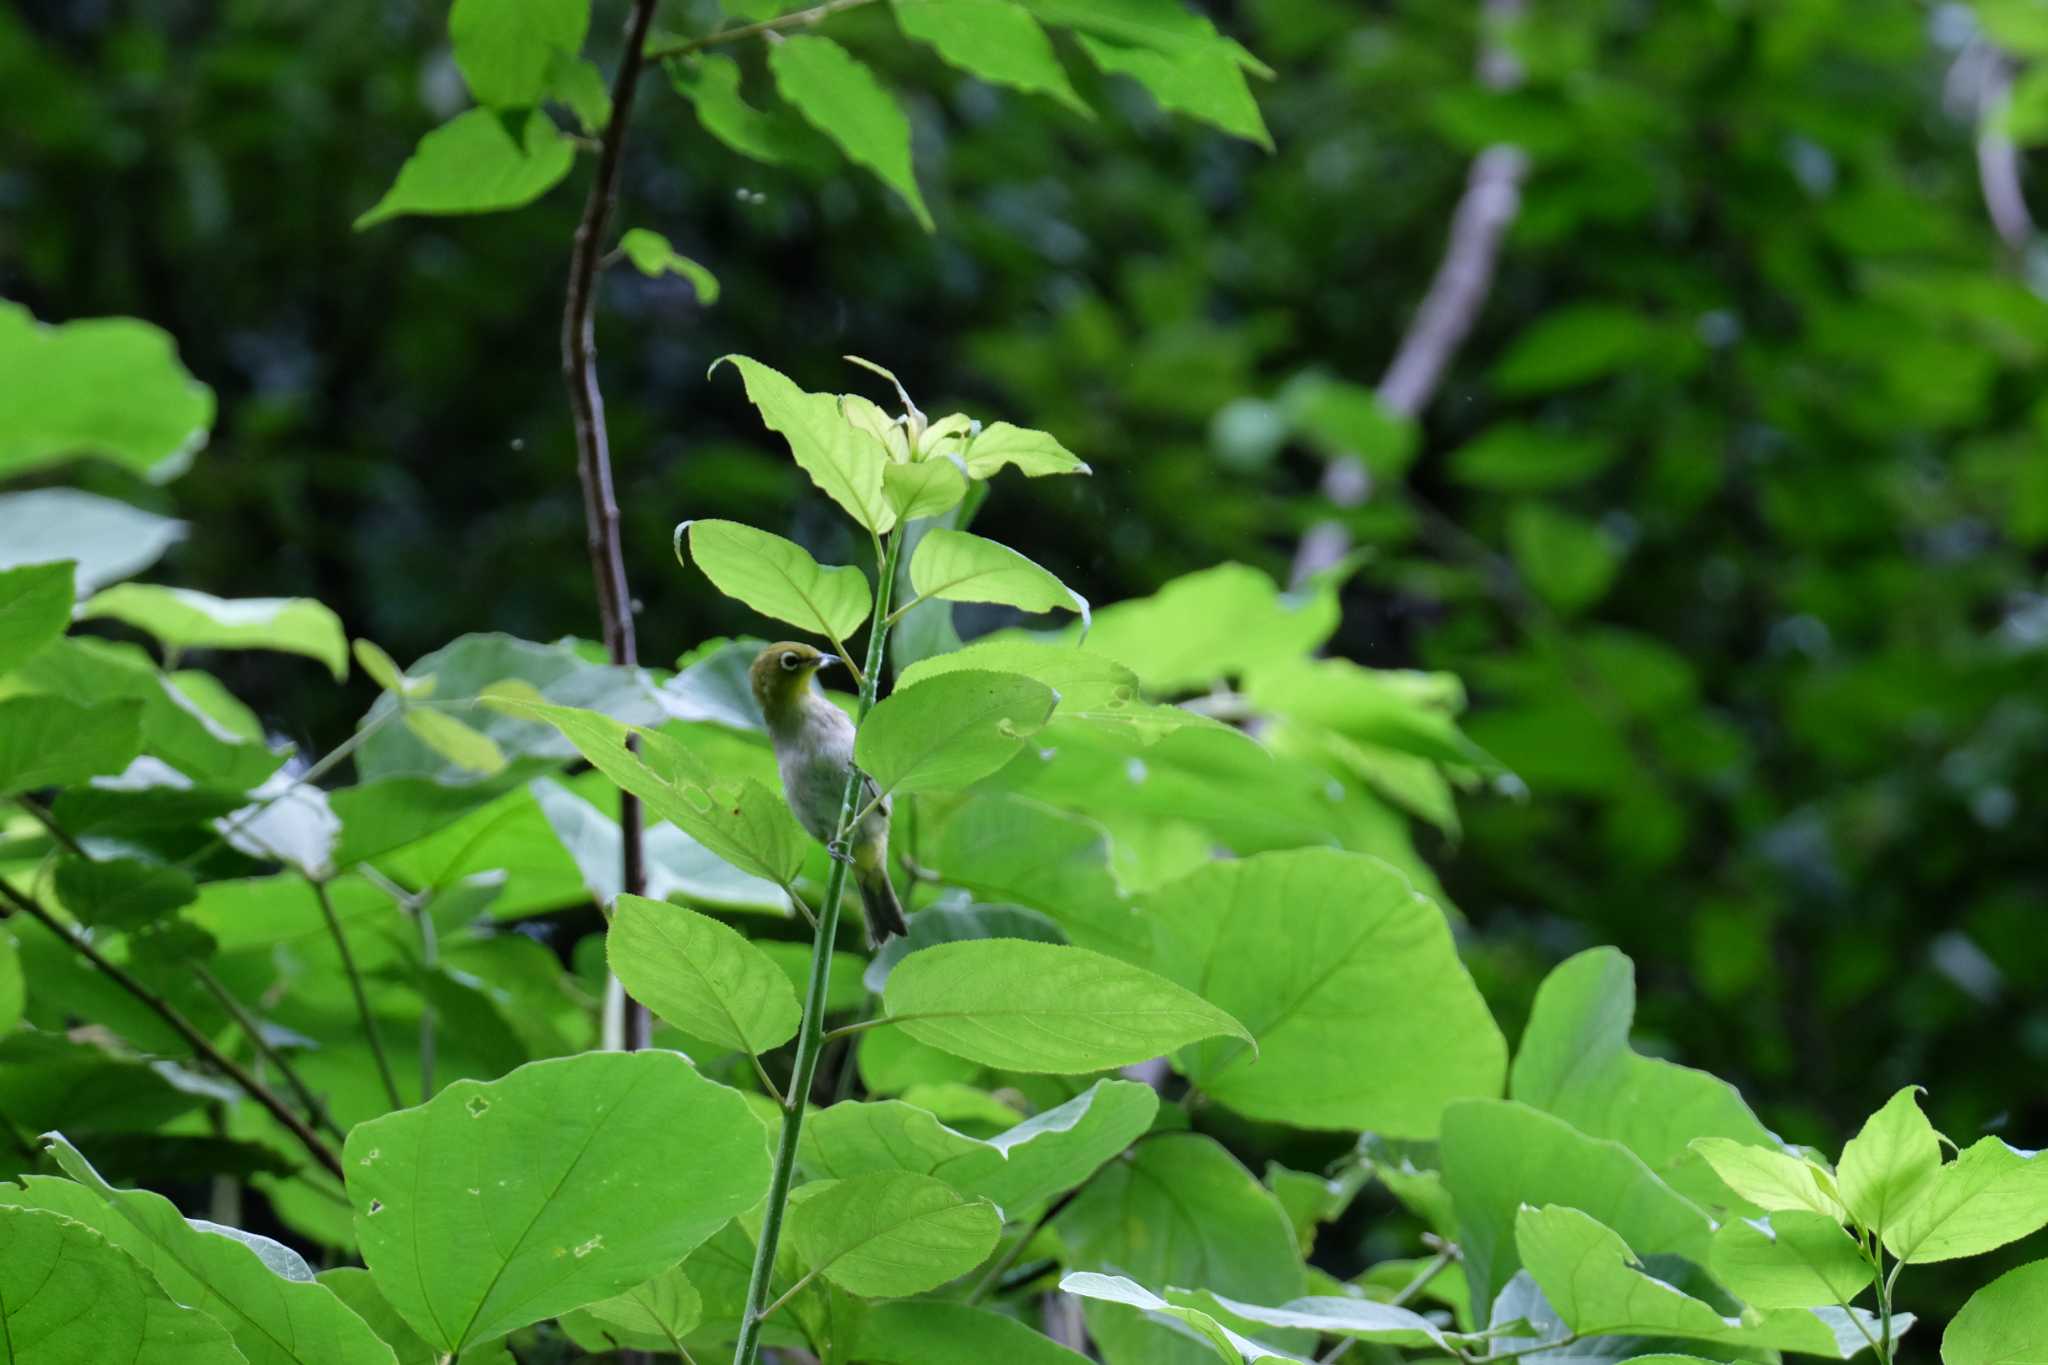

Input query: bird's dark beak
[815,654,843,671]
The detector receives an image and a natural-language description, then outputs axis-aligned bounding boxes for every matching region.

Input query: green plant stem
[311,877,404,1110]
[965,1187,1081,1306]
[1477,1333,1580,1364]
[731,524,904,1365]
[354,865,439,1096]
[1317,1248,1455,1364]
[643,0,879,62]
[15,795,86,857]
[0,878,345,1180]
[192,965,345,1142]
[819,1016,890,1045]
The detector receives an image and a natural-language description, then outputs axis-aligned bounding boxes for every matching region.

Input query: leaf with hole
[343,1051,772,1354]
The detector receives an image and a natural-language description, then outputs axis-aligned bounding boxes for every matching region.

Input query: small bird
[750,641,910,946]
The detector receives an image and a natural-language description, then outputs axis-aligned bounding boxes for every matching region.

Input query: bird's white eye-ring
[780,651,799,671]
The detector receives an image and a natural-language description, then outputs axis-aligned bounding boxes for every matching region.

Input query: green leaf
[863,900,1066,992]
[1837,1087,1942,1238]
[401,708,508,775]
[1057,1135,1305,1365]
[1441,1100,1714,1316]
[789,1172,1001,1297]
[960,420,1089,478]
[1074,33,1270,150]
[448,0,589,107]
[53,855,198,930]
[1061,562,1339,692]
[1710,1211,1873,1310]
[0,302,215,483]
[1448,423,1621,491]
[1507,503,1622,614]
[356,632,668,784]
[1516,1204,1742,1341]
[855,669,1058,795]
[532,776,794,914]
[883,456,970,521]
[884,936,1247,1076]
[1058,1273,1291,1363]
[1491,304,1660,393]
[891,0,1087,114]
[1689,1138,1846,1220]
[1885,1135,2048,1263]
[1513,948,1777,1205]
[617,228,719,302]
[0,1204,246,1364]
[607,892,799,1054]
[908,528,1088,623]
[544,51,611,132]
[1,1135,397,1365]
[684,518,869,644]
[0,561,72,675]
[1278,373,1417,475]
[355,109,574,230]
[0,929,20,1034]
[1943,1258,2048,1365]
[558,1265,701,1356]
[485,692,806,884]
[854,1300,1094,1363]
[711,354,895,533]
[768,35,933,230]
[1242,657,1489,768]
[0,489,186,595]
[667,54,837,170]
[80,583,347,678]
[351,639,421,697]
[0,695,144,795]
[1177,1289,1477,1353]
[344,1051,772,1353]
[1152,848,1505,1136]
[802,1079,1156,1209]
[901,641,1222,748]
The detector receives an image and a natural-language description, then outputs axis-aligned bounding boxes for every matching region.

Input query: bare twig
[193,966,346,1142]
[643,0,879,63]
[1292,0,1529,586]
[0,878,345,1181]
[1954,41,2035,256]
[562,0,663,1051]
[311,878,404,1110]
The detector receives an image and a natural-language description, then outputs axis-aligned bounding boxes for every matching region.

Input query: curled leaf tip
[672,521,693,567]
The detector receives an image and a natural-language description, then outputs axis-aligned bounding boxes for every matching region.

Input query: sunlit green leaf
[1942,1258,2048,1365]
[618,227,718,302]
[684,518,869,644]
[883,456,970,520]
[1837,1087,1942,1238]
[1,1136,397,1365]
[0,561,72,675]
[711,354,895,533]
[0,302,214,483]
[855,669,1057,795]
[78,584,346,677]
[448,0,589,107]
[884,938,1248,1073]
[355,109,574,230]
[0,490,186,596]
[667,53,837,170]
[558,1265,701,1356]
[608,892,799,1053]
[1154,848,1505,1136]
[1886,1136,2048,1264]
[768,35,934,230]
[908,528,1088,624]
[892,0,1087,114]
[345,1051,772,1353]
[960,420,1088,479]
[1517,1204,1742,1341]
[1710,1211,1872,1310]
[0,695,144,795]
[0,1204,246,1364]
[789,1171,1001,1297]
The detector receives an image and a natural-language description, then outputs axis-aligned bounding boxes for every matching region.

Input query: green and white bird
[750,641,910,946]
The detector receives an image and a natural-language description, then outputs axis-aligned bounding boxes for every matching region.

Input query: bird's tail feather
[856,862,910,947]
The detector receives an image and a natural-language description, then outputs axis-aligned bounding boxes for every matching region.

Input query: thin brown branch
[562,0,662,1056]
[0,878,345,1181]
[643,0,879,63]
[1292,0,1529,587]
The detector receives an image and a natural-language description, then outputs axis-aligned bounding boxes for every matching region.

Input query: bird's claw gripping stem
[827,839,855,866]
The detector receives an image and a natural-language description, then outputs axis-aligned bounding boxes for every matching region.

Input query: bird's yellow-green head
[749,641,841,720]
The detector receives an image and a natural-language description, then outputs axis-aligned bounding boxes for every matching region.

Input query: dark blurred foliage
[8,0,2047,1324]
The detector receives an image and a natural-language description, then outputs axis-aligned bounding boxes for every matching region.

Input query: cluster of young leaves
[356,0,1270,242]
